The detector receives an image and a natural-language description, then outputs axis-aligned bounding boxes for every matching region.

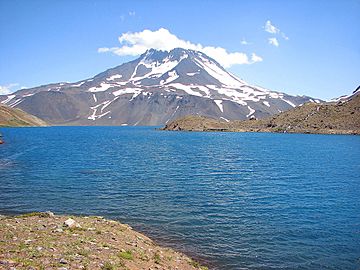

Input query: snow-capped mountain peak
[0,48,319,126]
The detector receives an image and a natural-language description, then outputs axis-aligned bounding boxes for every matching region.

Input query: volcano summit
[0,48,318,126]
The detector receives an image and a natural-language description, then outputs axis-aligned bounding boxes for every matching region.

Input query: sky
[0,0,359,100]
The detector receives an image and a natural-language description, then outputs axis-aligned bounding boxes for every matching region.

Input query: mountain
[0,48,320,126]
[162,88,360,135]
[0,103,48,127]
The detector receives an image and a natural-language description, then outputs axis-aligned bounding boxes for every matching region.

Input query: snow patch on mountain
[1,94,16,105]
[72,81,86,87]
[281,98,296,107]
[89,83,114,92]
[263,101,270,107]
[162,70,179,84]
[214,100,224,112]
[246,106,255,117]
[106,74,123,81]
[194,56,244,87]
[112,88,142,100]
[187,71,200,76]
[168,83,203,97]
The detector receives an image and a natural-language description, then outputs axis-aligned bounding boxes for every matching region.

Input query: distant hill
[162,89,360,135]
[0,104,48,127]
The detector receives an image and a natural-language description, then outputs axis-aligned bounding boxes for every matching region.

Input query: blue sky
[0,0,359,100]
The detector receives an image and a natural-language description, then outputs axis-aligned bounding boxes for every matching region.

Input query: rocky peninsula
[0,212,207,270]
[162,90,360,135]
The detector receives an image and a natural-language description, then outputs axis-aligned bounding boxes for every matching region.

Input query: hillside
[0,104,48,127]
[0,48,318,126]
[162,90,360,135]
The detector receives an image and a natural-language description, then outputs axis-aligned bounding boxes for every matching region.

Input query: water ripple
[0,126,359,269]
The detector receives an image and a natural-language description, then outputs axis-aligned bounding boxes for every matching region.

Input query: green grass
[189,259,209,270]
[118,250,133,260]
[16,212,53,218]
[101,261,115,270]
[153,252,161,264]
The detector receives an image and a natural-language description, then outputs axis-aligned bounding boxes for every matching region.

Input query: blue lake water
[0,126,359,269]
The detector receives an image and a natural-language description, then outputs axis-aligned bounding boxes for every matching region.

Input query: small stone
[45,211,55,217]
[36,246,43,251]
[58,268,68,270]
[59,258,68,264]
[54,228,63,233]
[24,239,32,244]
[0,260,16,265]
[64,218,81,228]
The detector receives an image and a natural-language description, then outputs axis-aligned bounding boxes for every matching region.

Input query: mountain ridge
[1,48,320,126]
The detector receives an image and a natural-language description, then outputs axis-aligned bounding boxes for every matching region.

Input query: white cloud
[264,20,289,45]
[241,39,250,45]
[0,83,19,95]
[265,20,280,34]
[268,37,279,47]
[128,11,135,16]
[98,28,263,68]
[281,32,289,40]
[251,53,263,62]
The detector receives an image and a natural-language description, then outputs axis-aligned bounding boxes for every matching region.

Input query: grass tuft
[118,250,133,260]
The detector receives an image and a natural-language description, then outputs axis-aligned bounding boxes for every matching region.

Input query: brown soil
[0,213,207,270]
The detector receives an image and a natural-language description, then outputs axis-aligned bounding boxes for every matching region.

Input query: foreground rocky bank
[0,212,207,270]
[162,90,360,135]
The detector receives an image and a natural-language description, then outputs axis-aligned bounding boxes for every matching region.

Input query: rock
[0,260,16,265]
[24,239,32,244]
[45,211,55,217]
[59,258,68,264]
[54,228,63,233]
[64,218,81,228]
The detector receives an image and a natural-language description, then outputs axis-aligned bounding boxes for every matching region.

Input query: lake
[0,126,359,269]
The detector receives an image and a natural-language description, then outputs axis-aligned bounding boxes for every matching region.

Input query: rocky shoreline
[162,92,360,135]
[0,212,208,270]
